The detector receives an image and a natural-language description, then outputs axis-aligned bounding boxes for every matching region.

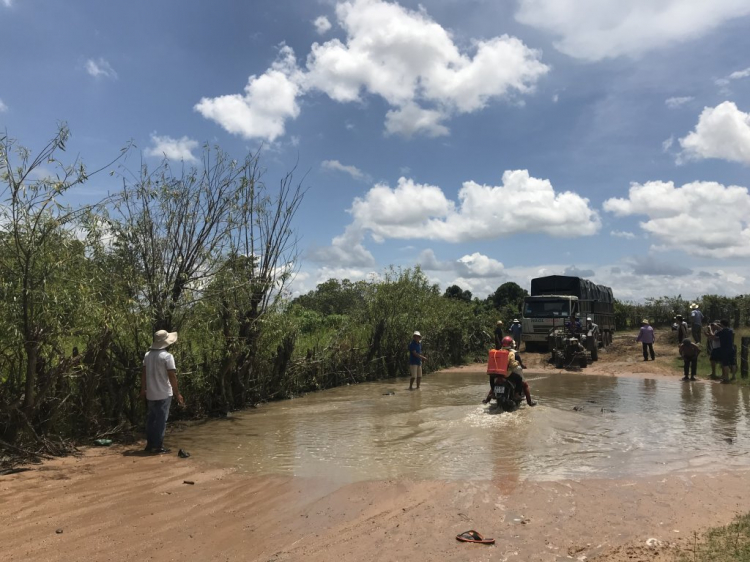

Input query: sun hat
[586,317,592,321]
[512,319,519,323]
[152,330,178,349]
[642,319,649,324]
[413,331,422,337]
[496,320,503,325]
[690,303,698,309]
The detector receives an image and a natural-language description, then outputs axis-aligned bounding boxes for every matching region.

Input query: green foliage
[675,512,750,561]
[491,282,527,311]
[443,284,472,302]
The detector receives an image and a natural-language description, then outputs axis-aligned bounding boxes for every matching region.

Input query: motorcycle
[490,375,523,412]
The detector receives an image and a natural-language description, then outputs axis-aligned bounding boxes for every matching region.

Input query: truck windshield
[524,299,571,318]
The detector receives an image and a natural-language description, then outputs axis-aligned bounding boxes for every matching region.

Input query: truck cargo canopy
[530,275,614,304]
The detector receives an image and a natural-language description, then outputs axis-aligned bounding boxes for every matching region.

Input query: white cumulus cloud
[610,230,636,239]
[678,101,750,165]
[145,134,200,163]
[313,16,332,34]
[194,45,302,142]
[515,0,750,61]
[0,98,7,112]
[603,180,750,258]
[321,159,371,182]
[307,225,376,267]
[349,170,600,243]
[197,0,548,141]
[85,58,118,80]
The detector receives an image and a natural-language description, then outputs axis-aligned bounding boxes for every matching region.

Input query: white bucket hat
[413,331,422,337]
[152,330,178,349]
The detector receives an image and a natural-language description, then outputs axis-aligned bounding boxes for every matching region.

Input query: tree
[491,282,528,311]
[443,284,472,302]
[0,126,126,444]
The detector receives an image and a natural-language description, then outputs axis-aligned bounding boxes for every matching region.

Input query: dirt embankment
[2,447,749,562]
[1,329,745,562]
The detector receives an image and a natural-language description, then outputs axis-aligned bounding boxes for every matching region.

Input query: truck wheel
[579,356,588,368]
[555,354,564,369]
[591,345,599,361]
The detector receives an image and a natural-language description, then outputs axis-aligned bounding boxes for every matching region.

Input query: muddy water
[178,371,750,483]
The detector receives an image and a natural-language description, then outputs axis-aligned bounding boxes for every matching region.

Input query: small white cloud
[603,179,750,258]
[729,67,750,80]
[662,135,675,153]
[145,134,199,163]
[552,93,559,103]
[610,230,636,239]
[321,159,371,182]
[678,101,750,165]
[313,16,332,35]
[2,0,12,7]
[0,99,7,112]
[665,96,693,109]
[85,58,118,80]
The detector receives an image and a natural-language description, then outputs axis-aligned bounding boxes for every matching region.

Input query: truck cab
[521,295,577,351]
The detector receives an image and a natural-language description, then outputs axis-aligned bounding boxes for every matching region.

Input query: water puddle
[177,371,750,482]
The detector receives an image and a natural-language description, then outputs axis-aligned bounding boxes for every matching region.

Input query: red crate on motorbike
[487,349,509,376]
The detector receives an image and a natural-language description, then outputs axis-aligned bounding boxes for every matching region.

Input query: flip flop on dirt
[456,530,495,544]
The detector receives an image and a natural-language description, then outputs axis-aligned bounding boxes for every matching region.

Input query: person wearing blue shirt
[408,331,427,390]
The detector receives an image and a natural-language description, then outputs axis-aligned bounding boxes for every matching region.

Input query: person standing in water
[408,331,427,390]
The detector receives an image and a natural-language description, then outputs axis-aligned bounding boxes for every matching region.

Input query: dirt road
[2,330,747,562]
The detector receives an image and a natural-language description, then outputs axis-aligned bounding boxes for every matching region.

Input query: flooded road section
[178,371,750,482]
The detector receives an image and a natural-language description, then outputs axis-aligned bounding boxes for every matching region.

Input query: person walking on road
[409,331,427,390]
[636,319,655,361]
[679,338,700,381]
[689,303,703,343]
[509,319,522,350]
[141,330,183,454]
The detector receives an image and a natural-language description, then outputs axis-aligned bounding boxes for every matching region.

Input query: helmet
[501,336,515,348]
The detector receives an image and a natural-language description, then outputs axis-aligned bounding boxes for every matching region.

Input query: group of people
[636,302,738,384]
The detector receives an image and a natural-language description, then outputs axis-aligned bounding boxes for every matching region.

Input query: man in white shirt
[140,330,184,454]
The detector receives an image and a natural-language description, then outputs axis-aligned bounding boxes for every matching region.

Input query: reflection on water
[177,371,750,482]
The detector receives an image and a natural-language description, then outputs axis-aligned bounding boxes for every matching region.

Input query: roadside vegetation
[674,512,750,561]
[2,127,750,463]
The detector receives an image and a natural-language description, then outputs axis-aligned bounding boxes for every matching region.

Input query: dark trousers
[691,324,702,343]
[683,357,697,378]
[146,397,172,449]
[642,343,655,360]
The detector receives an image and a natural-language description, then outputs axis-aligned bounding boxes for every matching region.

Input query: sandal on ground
[456,530,495,545]
[720,379,732,384]
[681,377,689,381]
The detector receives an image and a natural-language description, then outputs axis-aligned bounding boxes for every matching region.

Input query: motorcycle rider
[483,336,537,406]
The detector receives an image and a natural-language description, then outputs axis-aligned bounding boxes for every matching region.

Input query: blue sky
[2,0,750,301]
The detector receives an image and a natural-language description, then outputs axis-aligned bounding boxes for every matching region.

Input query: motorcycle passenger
[483,336,537,406]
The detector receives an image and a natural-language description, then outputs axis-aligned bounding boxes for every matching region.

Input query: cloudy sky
[2,0,750,301]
